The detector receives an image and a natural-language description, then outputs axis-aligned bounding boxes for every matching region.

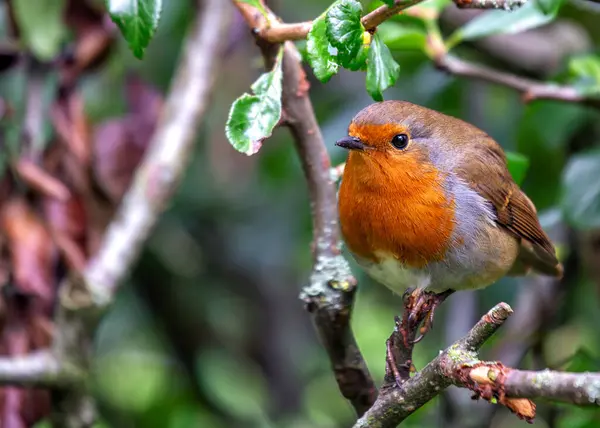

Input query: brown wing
[455,137,563,278]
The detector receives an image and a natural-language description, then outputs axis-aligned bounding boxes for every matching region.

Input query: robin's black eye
[391,134,409,150]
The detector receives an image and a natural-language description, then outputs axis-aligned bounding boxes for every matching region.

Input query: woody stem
[233,0,377,417]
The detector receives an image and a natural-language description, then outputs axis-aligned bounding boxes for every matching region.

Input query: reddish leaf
[51,93,91,168]
[0,325,28,428]
[43,196,87,272]
[92,77,162,202]
[15,159,71,201]
[0,199,57,304]
[60,0,114,85]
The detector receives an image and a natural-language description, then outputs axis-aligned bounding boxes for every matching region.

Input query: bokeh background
[2,0,600,427]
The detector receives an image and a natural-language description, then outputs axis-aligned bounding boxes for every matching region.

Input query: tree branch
[64,0,231,311]
[0,351,83,388]
[434,53,600,108]
[354,302,600,427]
[47,1,232,426]
[475,366,600,405]
[353,303,514,428]
[240,0,522,44]
[233,0,377,416]
[453,0,526,9]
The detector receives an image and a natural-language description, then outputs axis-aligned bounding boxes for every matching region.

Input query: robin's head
[335,100,485,174]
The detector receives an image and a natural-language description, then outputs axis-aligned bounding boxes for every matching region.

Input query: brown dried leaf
[0,324,28,428]
[125,74,163,128]
[464,363,536,423]
[43,196,87,272]
[501,396,536,423]
[0,199,57,303]
[51,93,91,167]
[92,77,162,202]
[15,159,71,201]
[60,0,114,85]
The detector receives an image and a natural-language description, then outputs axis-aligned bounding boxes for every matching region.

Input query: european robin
[336,101,562,340]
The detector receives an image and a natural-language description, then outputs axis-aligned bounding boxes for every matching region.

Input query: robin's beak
[335,136,365,151]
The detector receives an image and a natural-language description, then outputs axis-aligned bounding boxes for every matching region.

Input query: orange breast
[338,151,455,268]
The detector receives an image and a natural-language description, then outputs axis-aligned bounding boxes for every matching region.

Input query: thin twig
[239,0,527,43]
[476,366,600,405]
[233,0,377,416]
[435,54,600,108]
[241,0,426,43]
[453,0,526,10]
[0,351,83,388]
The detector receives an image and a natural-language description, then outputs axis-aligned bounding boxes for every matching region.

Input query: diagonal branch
[65,1,232,311]
[233,0,377,416]
[48,1,232,426]
[354,303,600,427]
[435,54,598,107]
[354,303,515,428]
[0,351,84,388]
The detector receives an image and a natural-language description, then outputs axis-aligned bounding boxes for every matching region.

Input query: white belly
[357,252,433,294]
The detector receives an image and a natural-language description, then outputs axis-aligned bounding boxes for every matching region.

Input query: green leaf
[378,21,427,51]
[506,151,529,186]
[107,0,163,59]
[306,15,339,82]
[366,32,400,101]
[564,348,600,372]
[565,54,600,98]
[236,0,269,19]
[12,0,67,60]
[225,48,284,155]
[326,0,364,67]
[381,0,396,5]
[346,38,370,71]
[449,0,561,45]
[535,0,564,15]
[561,150,600,230]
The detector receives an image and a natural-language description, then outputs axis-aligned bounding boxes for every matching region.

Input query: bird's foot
[404,288,455,345]
[385,289,455,388]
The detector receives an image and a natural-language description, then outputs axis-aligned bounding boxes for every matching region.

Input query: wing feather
[455,138,562,277]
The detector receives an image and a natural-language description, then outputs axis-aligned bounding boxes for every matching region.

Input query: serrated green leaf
[378,21,426,51]
[306,15,339,82]
[346,42,370,71]
[565,54,600,98]
[561,150,600,230]
[12,0,67,60]
[505,151,529,186]
[366,33,400,101]
[236,0,269,19]
[225,48,283,155]
[449,0,560,46]
[326,0,364,67]
[107,0,163,59]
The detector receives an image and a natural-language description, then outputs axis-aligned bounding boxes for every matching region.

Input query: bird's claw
[403,288,454,344]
